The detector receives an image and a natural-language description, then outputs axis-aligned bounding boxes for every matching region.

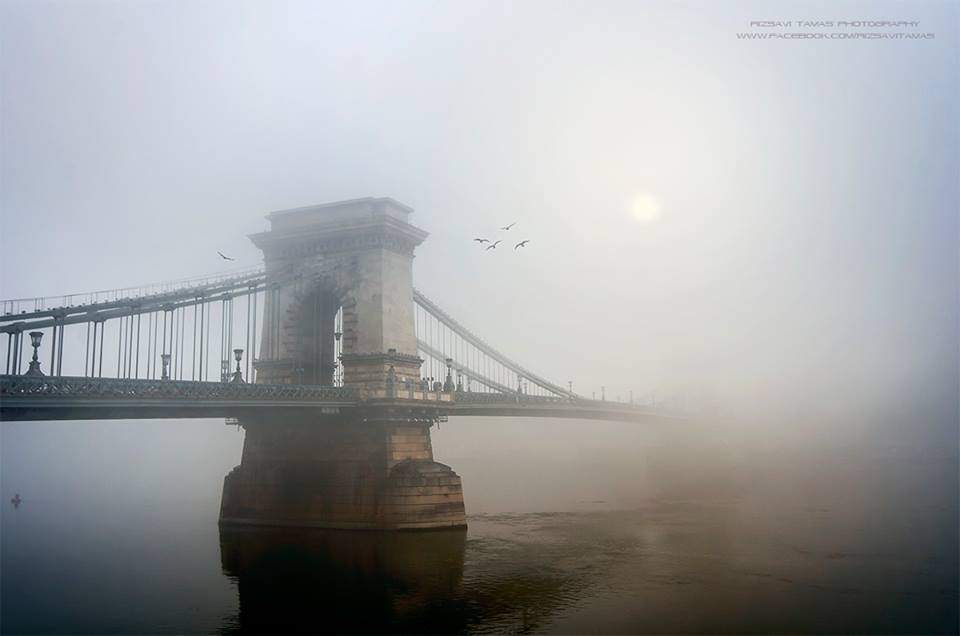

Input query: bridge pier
[219,410,466,530]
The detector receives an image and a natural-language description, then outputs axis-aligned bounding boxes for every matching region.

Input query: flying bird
[515,240,530,249]
[500,222,517,231]
[473,238,489,244]
[485,240,502,250]
[218,251,235,261]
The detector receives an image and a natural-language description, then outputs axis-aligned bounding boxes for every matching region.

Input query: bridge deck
[0,376,682,423]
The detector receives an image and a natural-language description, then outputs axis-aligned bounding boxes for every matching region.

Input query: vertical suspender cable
[161,310,168,364]
[147,312,154,379]
[134,314,141,379]
[83,325,88,377]
[117,316,124,378]
[173,308,178,379]
[98,322,105,377]
[220,298,226,380]
[199,301,205,380]
[127,314,134,377]
[229,297,234,371]
[49,323,57,376]
[151,312,157,379]
[205,302,211,381]
[169,309,175,379]
[171,308,178,380]
[124,315,131,377]
[57,324,64,375]
[89,323,97,377]
[120,316,126,378]
[126,315,132,377]
[180,308,186,379]
[251,289,258,382]
[246,291,251,382]
[178,308,185,379]
[192,302,198,381]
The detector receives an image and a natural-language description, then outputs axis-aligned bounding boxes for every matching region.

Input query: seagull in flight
[515,240,530,249]
[485,240,502,250]
[217,251,235,261]
[473,238,489,244]
[500,222,517,231]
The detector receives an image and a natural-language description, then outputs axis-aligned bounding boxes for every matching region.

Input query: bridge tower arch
[250,198,427,390]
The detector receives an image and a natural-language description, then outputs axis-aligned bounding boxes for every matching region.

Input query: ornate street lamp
[24,331,44,376]
[231,348,245,383]
[444,357,454,392]
[161,353,171,380]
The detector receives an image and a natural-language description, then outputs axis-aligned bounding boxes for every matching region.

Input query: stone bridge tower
[219,198,466,530]
[250,197,426,391]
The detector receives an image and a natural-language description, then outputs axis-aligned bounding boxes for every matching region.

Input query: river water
[1,417,957,634]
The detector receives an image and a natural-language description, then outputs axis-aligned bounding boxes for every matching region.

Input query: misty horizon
[1,1,957,634]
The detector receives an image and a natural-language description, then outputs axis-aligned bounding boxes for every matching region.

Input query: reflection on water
[218,499,959,634]
[219,527,469,634]
[218,524,589,634]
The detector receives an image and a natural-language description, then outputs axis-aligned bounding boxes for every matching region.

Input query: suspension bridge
[1,197,682,530]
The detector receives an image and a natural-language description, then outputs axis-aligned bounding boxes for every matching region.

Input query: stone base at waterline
[218,420,467,530]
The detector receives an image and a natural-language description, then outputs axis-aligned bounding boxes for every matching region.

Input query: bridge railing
[0,375,356,403]
[450,391,677,412]
[452,392,572,405]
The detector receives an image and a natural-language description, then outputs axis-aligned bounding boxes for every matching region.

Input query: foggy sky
[1,0,957,440]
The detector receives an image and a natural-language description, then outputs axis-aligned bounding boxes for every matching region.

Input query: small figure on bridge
[11,493,22,508]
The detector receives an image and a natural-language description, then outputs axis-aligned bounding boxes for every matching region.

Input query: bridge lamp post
[443,358,454,393]
[24,331,44,377]
[161,353,171,380]
[231,349,245,383]
[601,386,606,401]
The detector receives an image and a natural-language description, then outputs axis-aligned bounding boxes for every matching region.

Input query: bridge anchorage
[1,197,681,531]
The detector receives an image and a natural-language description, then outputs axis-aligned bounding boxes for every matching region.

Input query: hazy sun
[631,193,662,223]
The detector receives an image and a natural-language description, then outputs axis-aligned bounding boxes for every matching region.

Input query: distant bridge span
[1,197,683,530]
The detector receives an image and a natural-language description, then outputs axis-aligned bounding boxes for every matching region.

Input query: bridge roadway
[0,375,681,424]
